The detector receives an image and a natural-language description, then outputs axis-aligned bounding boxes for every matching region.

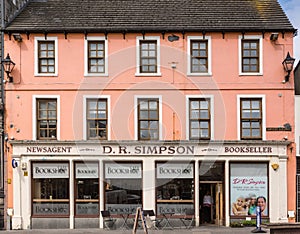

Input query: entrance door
[200,182,224,225]
[214,183,223,225]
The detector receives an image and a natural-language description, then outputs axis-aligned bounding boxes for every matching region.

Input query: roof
[3,0,296,34]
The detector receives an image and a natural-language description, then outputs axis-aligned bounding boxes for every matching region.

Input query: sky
[278,0,300,64]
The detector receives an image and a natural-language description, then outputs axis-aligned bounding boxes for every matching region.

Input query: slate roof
[3,0,296,34]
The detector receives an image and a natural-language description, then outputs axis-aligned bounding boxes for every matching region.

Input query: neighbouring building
[294,61,300,222]
[1,0,297,230]
[0,0,30,229]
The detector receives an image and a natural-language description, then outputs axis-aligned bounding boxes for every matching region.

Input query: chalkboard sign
[132,207,148,234]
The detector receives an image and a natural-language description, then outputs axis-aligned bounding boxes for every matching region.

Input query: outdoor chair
[101,210,116,230]
[180,208,195,229]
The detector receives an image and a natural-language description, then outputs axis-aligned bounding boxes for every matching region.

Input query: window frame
[84,36,108,76]
[187,36,212,76]
[34,37,58,76]
[237,95,266,140]
[186,95,214,140]
[134,95,162,140]
[83,95,111,140]
[31,161,70,217]
[136,36,161,76]
[239,35,263,76]
[74,161,99,217]
[32,95,60,140]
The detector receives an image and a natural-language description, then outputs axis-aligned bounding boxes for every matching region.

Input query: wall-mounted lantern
[1,53,15,83]
[282,52,295,83]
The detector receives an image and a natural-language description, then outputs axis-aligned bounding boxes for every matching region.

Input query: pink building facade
[1,0,297,230]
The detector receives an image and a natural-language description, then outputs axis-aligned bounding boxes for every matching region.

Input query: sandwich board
[132,207,148,234]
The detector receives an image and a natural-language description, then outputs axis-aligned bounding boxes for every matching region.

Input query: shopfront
[9,141,289,229]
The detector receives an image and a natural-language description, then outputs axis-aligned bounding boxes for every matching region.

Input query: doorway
[199,182,224,225]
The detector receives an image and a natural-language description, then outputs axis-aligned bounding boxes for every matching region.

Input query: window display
[104,162,142,214]
[156,162,194,215]
[230,163,268,217]
[32,162,69,216]
[75,162,99,216]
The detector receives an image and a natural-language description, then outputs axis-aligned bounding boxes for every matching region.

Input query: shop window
[86,99,108,140]
[32,162,69,216]
[230,163,268,217]
[75,162,99,216]
[104,162,142,214]
[156,162,194,215]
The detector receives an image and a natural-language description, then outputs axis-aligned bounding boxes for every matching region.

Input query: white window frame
[135,36,161,76]
[34,37,58,76]
[186,95,214,140]
[32,95,60,140]
[83,95,111,140]
[187,36,212,76]
[237,94,266,140]
[84,36,108,76]
[134,95,162,140]
[239,35,263,76]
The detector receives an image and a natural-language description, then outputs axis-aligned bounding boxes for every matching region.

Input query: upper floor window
[191,40,208,73]
[240,98,262,140]
[86,99,107,140]
[187,36,211,76]
[37,99,57,140]
[84,36,108,76]
[189,98,211,140]
[239,35,263,75]
[136,36,161,76]
[34,37,58,76]
[138,98,159,140]
[242,40,259,72]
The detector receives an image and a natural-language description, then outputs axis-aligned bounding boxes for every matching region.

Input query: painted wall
[3,31,296,220]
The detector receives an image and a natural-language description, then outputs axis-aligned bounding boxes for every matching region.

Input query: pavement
[0,226,268,234]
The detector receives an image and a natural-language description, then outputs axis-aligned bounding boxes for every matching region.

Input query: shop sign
[105,163,142,178]
[22,144,279,156]
[156,163,193,179]
[75,163,98,178]
[106,204,140,214]
[76,203,99,215]
[33,203,69,215]
[157,204,193,215]
[33,163,69,178]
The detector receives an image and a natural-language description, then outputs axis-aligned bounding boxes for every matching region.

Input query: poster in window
[230,163,268,216]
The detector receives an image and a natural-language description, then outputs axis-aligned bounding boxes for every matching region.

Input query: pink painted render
[3,31,296,213]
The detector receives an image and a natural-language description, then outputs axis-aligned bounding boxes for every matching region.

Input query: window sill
[84,73,109,77]
[187,73,212,77]
[34,74,58,77]
[135,73,162,77]
[239,73,263,76]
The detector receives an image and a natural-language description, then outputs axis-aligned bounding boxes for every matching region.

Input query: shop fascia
[15,141,287,156]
